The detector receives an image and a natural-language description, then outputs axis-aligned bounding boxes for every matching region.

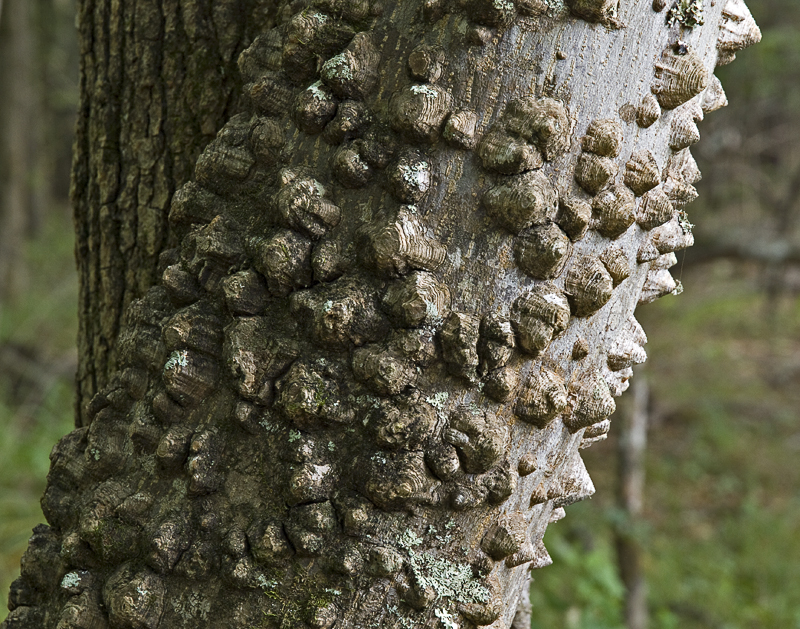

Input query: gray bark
[4,1,759,628]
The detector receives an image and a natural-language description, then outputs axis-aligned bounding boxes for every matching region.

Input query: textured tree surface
[72,0,279,423]
[5,0,760,628]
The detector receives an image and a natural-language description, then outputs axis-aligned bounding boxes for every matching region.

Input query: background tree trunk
[0,0,36,298]
[4,1,759,628]
[615,375,649,629]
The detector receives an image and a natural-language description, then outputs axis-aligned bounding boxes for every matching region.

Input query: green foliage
[717,0,800,110]
[530,519,626,629]
[636,279,800,629]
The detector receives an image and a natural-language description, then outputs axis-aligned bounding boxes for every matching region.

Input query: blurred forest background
[0,0,798,626]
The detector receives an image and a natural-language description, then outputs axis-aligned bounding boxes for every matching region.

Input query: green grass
[530,519,626,629]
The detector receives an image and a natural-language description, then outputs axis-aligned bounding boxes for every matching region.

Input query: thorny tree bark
[4,1,759,628]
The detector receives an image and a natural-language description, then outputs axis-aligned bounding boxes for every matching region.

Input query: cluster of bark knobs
[4,0,760,628]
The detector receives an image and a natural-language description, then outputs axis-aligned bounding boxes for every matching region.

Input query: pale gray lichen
[677,209,694,233]
[428,525,454,546]
[348,393,383,415]
[425,392,449,420]
[60,572,81,589]
[406,550,490,605]
[667,0,704,28]
[172,590,212,621]
[398,529,424,550]
[425,391,448,408]
[400,161,429,187]
[435,608,460,629]
[288,430,302,443]
[260,417,280,433]
[164,349,189,372]
[322,55,354,81]
[410,84,439,98]
[394,528,489,616]
[307,81,327,102]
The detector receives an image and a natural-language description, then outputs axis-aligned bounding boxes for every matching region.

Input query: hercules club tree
[4,0,760,627]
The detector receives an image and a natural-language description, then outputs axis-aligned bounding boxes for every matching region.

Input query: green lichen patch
[258,562,346,628]
[435,607,460,629]
[425,392,449,411]
[398,528,424,550]
[677,209,695,233]
[406,549,490,606]
[164,349,189,372]
[60,572,81,589]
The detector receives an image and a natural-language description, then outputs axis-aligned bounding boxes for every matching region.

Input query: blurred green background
[0,0,798,627]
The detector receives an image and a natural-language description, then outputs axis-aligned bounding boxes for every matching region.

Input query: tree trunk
[72,0,279,425]
[615,375,649,629]
[0,0,36,298]
[4,1,760,628]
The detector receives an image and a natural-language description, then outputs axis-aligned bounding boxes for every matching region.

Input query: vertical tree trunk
[0,0,35,298]
[4,1,760,628]
[616,375,649,629]
[72,0,279,425]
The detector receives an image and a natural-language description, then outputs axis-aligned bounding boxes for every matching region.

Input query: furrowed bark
[72,0,280,425]
[5,0,760,628]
